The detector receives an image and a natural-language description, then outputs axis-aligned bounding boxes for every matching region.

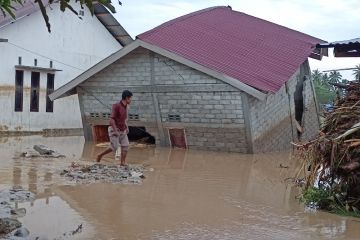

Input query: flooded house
[50,6,326,153]
[0,0,132,134]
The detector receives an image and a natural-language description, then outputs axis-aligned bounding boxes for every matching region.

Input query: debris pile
[18,145,65,158]
[0,188,34,237]
[295,82,360,215]
[60,163,145,184]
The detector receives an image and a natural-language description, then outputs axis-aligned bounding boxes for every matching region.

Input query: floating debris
[294,82,360,215]
[60,163,145,184]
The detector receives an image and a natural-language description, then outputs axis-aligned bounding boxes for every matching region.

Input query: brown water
[1,136,360,239]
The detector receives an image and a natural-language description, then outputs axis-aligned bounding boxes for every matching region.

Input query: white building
[0,1,132,133]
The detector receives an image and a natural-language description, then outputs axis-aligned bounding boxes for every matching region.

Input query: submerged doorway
[92,125,155,145]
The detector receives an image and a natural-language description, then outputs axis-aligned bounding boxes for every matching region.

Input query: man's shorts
[108,126,129,151]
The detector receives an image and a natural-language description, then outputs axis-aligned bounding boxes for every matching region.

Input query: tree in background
[329,70,342,84]
[0,0,120,32]
[312,69,336,105]
[353,64,360,82]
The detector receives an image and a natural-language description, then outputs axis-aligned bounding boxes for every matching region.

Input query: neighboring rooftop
[138,6,326,92]
[0,0,132,46]
[317,38,360,57]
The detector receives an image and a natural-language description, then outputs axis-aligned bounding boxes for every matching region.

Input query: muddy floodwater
[1,136,360,239]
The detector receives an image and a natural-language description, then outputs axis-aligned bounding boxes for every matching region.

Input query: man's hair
[122,90,133,100]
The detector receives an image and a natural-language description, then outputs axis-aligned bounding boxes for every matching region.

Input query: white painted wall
[0,2,122,131]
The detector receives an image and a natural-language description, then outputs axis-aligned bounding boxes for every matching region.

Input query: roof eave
[49,40,141,101]
[93,3,133,46]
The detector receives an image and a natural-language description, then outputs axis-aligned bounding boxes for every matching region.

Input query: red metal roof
[0,0,48,28]
[138,6,325,93]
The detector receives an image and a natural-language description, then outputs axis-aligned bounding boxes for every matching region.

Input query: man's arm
[110,105,120,136]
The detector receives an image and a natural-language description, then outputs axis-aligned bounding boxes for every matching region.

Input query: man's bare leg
[120,147,128,166]
[96,148,113,162]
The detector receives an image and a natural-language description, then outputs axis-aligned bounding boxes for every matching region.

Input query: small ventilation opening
[168,114,181,122]
[129,114,140,121]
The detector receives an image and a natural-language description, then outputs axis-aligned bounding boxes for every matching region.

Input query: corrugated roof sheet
[0,1,132,46]
[0,0,48,28]
[317,38,360,47]
[138,6,325,93]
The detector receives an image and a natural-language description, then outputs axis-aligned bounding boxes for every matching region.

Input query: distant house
[317,38,360,57]
[0,0,132,134]
[51,6,326,153]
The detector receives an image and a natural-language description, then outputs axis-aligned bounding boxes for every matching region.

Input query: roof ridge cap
[137,6,230,39]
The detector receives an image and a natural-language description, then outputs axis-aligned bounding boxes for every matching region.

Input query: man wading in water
[96,90,133,166]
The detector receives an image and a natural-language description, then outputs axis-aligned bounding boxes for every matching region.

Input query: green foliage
[312,69,337,104]
[0,0,23,18]
[314,81,337,104]
[0,0,119,32]
[301,187,360,218]
[301,187,333,209]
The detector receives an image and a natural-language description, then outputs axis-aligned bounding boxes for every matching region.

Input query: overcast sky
[113,0,359,80]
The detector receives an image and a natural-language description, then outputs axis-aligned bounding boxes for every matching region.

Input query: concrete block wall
[153,54,223,85]
[183,127,247,152]
[79,47,248,152]
[79,92,157,123]
[157,91,247,152]
[249,60,319,152]
[249,69,298,143]
[300,76,320,141]
[82,47,152,87]
[157,92,244,125]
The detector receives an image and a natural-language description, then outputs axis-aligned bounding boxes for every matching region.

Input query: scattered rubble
[0,218,22,235]
[60,163,145,184]
[16,145,65,159]
[0,188,35,204]
[0,188,34,238]
[13,227,30,237]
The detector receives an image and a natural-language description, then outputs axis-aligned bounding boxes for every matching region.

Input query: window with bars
[46,73,54,112]
[30,72,40,112]
[14,70,24,112]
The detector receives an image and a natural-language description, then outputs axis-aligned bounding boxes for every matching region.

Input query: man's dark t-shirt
[110,101,128,131]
